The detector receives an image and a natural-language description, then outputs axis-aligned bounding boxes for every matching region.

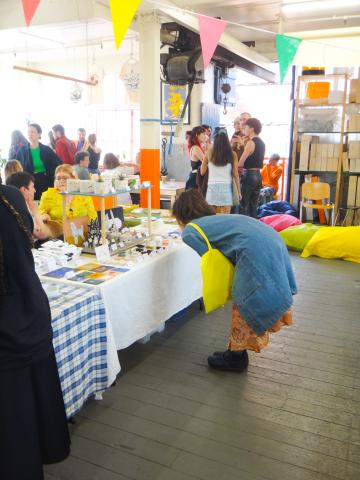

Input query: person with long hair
[0,184,70,479]
[8,130,28,167]
[200,129,240,213]
[172,189,296,372]
[185,126,207,190]
[87,133,101,174]
[238,118,265,218]
[4,159,23,180]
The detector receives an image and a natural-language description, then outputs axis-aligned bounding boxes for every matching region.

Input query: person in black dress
[238,118,265,218]
[87,133,101,174]
[0,185,70,480]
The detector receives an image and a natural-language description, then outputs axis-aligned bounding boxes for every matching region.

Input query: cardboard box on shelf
[329,158,338,172]
[348,114,360,131]
[347,176,357,206]
[356,159,360,173]
[349,79,360,103]
[342,153,349,172]
[320,144,328,171]
[356,178,360,207]
[299,140,310,170]
[349,158,357,172]
[348,141,360,158]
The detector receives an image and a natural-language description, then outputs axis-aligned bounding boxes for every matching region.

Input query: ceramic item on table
[80,180,94,193]
[67,179,80,192]
[94,181,106,194]
[161,175,167,184]
[114,179,128,190]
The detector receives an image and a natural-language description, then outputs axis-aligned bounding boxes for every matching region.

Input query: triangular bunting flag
[276,33,302,83]
[198,15,227,70]
[22,0,41,27]
[110,0,142,50]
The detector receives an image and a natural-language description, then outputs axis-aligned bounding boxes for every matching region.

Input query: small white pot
[67,179,80,192]
[79,180,94,193]
[93,181,106,194]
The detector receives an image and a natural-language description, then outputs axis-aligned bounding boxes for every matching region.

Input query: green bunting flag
[276,34,303,83]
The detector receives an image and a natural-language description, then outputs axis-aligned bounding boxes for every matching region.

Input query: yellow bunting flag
[110,0,142,50]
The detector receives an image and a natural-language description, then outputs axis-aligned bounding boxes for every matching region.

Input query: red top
[55,136,76,165]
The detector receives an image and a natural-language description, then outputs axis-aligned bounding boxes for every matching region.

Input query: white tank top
[208,162,232,184]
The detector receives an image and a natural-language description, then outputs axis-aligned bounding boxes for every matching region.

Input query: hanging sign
[22,0,41,26]
[110,0,142,49]
[198,15,228,70]
[276,33,303,83]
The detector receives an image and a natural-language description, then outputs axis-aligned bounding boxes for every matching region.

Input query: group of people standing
[8,125,101,200]
[185,114,282,218]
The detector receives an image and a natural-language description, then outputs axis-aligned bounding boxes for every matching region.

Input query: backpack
[188,222,234,313]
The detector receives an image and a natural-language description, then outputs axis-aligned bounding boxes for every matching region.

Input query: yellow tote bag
[189,223,234,313]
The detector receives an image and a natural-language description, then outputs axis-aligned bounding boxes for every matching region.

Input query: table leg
[147,188,152,236]
[62,195,67,242]
[100,196,106,244]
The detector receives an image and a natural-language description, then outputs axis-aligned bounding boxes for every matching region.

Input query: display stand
[60,184,153,246]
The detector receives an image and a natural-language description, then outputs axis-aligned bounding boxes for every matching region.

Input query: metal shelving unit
[290,74,348,215]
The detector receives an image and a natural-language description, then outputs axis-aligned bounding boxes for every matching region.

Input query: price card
[95,244,111,263]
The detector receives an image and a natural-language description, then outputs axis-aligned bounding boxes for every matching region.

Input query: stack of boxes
[299,135,339,171]
[347,175,360,208]
[348,141,360,173]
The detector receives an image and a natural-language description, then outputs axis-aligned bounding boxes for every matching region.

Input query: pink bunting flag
[198,15,228,70]
[22,0,41,27]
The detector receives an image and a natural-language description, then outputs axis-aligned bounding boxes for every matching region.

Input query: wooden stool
[334,206,360,226]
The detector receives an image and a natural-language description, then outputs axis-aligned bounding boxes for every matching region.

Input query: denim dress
[182,214,297,335]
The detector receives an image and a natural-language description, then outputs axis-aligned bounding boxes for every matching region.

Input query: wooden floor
[45,253,360,480]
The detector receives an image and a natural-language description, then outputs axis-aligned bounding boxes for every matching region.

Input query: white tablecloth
[99,243,202,349]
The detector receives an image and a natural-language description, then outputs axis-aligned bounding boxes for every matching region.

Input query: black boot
[207,350,249,372]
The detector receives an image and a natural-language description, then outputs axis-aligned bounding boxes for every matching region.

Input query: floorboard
[45,253,360,480]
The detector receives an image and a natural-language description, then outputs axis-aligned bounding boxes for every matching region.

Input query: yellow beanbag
[301,226,360,263]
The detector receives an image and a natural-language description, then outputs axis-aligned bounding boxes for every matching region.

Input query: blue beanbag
[257,200,298,219]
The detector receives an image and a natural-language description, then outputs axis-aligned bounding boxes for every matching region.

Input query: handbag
[188,222,234,313]
[232,178,240,206]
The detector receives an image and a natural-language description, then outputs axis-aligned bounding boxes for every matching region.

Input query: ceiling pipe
[13,65,98,86]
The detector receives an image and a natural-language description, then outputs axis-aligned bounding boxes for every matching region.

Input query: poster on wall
[161,82,190,125]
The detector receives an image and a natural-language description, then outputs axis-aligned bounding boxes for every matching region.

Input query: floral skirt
[228,303,293,353]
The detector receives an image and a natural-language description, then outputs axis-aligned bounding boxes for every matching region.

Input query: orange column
[139,13,161,209]
[140,148,160,208]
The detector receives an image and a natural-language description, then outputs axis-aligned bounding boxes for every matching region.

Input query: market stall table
[46,283,121,418]
[94,222,202,350]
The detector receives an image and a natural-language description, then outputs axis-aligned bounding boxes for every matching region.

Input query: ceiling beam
[154,1,275,81]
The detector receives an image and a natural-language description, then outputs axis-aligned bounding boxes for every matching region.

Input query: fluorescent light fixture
[282,0,360,16]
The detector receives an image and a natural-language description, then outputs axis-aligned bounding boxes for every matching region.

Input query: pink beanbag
[259,213,302,232]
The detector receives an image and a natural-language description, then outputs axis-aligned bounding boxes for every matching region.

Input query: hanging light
[120,38,140,102]
[70,82,83,103]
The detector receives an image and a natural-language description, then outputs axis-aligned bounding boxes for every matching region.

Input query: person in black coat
[0,185,70,480]
[10,124,61,200]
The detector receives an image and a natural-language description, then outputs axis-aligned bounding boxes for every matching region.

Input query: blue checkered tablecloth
[47,284,108,419]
